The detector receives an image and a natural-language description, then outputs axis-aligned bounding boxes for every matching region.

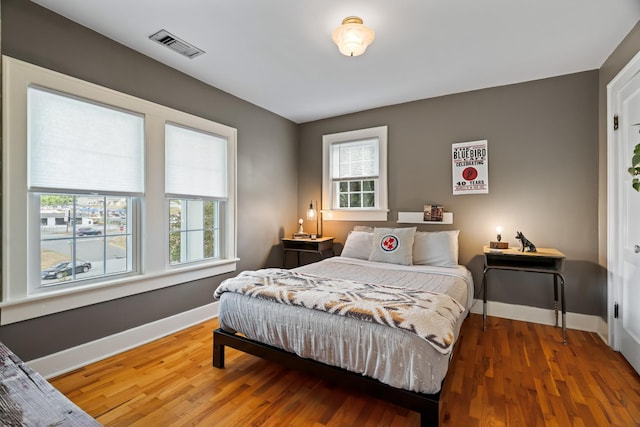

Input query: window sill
[322,209,388,222]
[0,258,238,325]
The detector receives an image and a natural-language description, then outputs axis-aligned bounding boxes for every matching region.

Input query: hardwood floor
[50,314,640,426]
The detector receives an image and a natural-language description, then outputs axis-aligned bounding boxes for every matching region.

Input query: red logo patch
[381,235,398,252]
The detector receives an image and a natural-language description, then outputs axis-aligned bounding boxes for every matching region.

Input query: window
[169,199,219,265]
[2,56,237,325]
[40,194,133,286]
[165,123,228,265]
[322,126,388,221]
[28,85,142,289]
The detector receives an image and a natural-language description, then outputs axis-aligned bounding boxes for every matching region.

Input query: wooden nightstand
[281,237,334,267]
[482,246,567,344]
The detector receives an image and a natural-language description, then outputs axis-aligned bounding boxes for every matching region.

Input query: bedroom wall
[298,71,601,316]
[0,0,298,360]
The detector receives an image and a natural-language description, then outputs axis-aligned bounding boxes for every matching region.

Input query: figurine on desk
[293,218,310,239]
[515,231,537,252]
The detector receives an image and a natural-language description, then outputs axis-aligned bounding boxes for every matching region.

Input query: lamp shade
[332,16,375,57]
[306,200,320,237]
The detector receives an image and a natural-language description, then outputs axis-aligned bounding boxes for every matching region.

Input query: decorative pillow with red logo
[368,227,416,265]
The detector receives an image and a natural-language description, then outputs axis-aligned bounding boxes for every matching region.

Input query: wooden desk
[281,237,334,267]
[0,341,100,426]
[482,246,567,345]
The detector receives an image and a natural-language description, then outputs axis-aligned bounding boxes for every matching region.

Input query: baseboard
[596,316,609,344]
[27,302,219,379]
[470,299,601,333]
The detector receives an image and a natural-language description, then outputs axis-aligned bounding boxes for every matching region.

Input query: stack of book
[423,205,444,222]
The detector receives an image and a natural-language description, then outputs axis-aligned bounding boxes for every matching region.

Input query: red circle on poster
[462,167,478,181]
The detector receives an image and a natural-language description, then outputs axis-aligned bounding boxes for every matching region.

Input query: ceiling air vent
[149,29,204,59]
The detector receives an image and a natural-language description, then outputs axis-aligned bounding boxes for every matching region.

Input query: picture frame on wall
[452,140,489,195]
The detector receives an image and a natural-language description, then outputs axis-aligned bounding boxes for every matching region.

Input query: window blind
[165,123,228,198]
[331,138,379,181]
[27,86,144,194]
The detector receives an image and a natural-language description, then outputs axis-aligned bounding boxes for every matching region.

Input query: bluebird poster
[452,140,488,195]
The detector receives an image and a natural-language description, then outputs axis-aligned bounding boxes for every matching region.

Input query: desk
[482,246,567,345]
[282,237,334,267]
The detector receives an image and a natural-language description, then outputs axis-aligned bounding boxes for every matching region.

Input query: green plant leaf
[629,144,640,190]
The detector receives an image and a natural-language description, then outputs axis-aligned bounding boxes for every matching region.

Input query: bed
[212,227,474,426]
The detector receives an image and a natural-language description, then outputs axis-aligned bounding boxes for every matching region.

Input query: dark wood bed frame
[213,328,442,427]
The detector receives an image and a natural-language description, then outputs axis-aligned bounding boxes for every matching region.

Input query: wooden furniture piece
[281,236,334,267]
[0,341,100,426]
[213,328,441,427]
[482,246,567,344]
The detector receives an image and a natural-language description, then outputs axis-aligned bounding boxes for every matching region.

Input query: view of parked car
[41,260,92,280]
[76,227,102,236]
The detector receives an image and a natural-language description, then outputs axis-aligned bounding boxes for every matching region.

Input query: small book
[423,205,432,221]
[431,205,444,222]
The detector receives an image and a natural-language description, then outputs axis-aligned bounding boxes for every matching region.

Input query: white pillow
[368,227,416,265]
[340,230,373,259]
[413,230,459,267]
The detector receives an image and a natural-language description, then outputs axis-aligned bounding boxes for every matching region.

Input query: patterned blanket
[214,268,465,354]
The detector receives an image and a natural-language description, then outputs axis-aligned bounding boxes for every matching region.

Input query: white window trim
[322,125,389,221]
[1,56,238,325]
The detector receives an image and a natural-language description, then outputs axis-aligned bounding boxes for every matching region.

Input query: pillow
[413,230,460,267]
[368,227,416,265]
[340,230,374,259]
[352,225,374,233]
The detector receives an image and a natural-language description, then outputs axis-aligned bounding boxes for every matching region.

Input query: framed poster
[452,140,488,195]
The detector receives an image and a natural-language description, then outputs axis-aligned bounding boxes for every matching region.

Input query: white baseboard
[470,299,605,337]
[596,316,609,344]
[27,302,219,379]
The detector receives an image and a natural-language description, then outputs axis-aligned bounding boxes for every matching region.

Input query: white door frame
[607,49,640,349]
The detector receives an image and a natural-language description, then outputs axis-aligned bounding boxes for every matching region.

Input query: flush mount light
[332,16,375,57]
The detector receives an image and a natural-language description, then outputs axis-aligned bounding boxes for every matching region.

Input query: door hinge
[614,115,619,131]
[614,302,619,319]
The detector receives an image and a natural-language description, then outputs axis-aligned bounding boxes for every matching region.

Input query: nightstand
[281,237,334,267]
[482,246,567,344]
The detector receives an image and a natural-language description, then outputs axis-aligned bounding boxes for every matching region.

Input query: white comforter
[216,257,474,394]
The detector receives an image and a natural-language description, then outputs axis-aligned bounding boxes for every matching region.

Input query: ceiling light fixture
[332,16,375,57]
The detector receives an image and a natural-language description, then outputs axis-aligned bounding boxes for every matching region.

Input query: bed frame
[213,328,442,427]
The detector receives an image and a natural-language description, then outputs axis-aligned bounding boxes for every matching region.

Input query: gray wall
[0,0,298,360]
[299,72,602,316]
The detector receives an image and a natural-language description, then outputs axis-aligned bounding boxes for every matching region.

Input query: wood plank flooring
[50,314,640,426]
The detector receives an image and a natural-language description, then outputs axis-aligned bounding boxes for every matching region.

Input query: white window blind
[28,86,144,194]
[331,138,379,181]
[165,123,228,198]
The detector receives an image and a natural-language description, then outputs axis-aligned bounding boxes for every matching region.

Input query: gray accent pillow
[368,227,416,265]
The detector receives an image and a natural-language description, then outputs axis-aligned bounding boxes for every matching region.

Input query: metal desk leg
[482,267,488,331]
[559,273,567,345]
[553,274,559,327]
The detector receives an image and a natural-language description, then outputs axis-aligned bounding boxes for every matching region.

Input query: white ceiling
[31,0,640,124]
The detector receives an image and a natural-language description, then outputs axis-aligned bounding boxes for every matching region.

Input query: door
[611,64,640,374]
